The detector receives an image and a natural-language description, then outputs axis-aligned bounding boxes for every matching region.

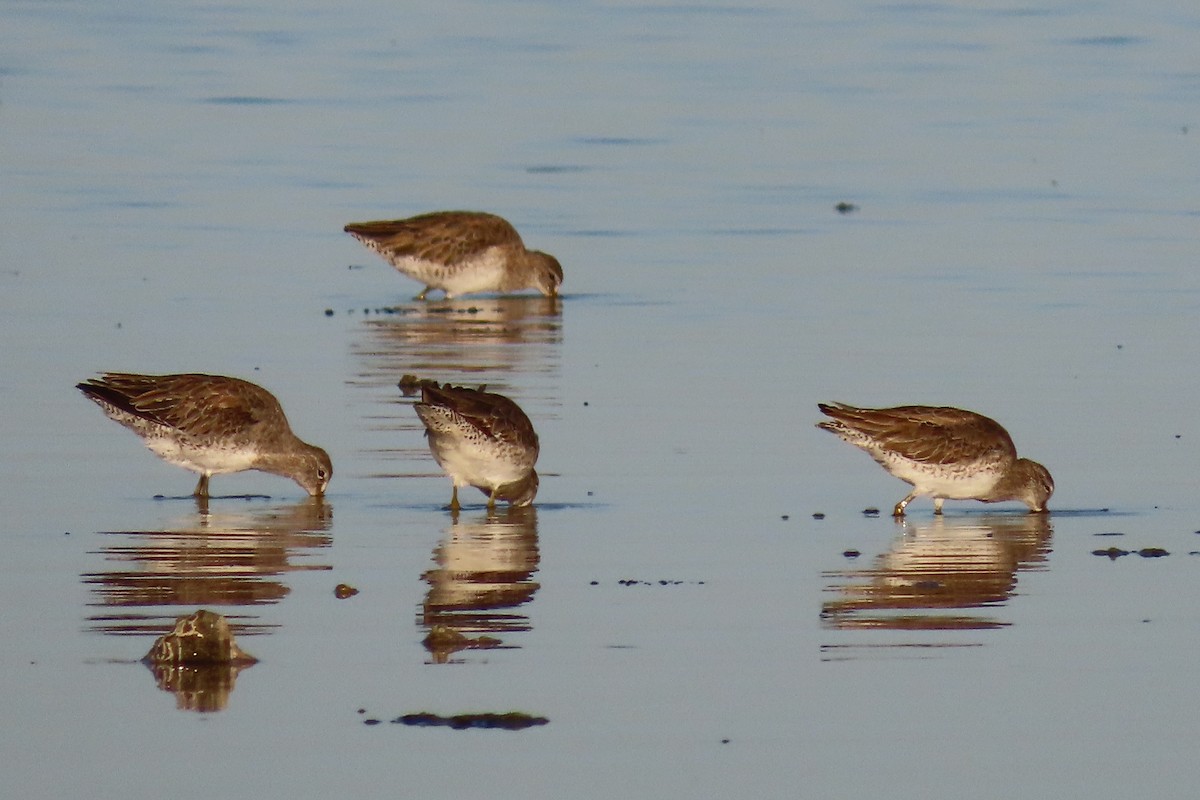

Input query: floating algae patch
[386,712,549,730]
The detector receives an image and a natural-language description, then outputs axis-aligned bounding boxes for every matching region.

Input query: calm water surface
[2,1,1199,798]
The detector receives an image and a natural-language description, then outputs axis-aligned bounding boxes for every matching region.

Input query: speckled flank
[78,372,332,497]
[413,382,540,509]
[344,210,563,300]
[817,402,1053,516]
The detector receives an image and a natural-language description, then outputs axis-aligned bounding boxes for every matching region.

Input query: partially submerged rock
[142,609,256,712]
[143,609,257,666]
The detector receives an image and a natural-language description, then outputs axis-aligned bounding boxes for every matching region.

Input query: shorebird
[413,382,540,510]
[78,372,332,497]
[816,402,1053,516]
[344,211,563,300]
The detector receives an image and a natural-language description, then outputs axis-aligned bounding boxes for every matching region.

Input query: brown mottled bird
[413,383,540,511]
[78,373,332,497]
[817,402,1053,516]
[344,210,563,300]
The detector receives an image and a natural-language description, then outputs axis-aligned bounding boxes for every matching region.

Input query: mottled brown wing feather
[819,403,1016,464]
[421,383,538,450]
[344,211,522,267]
[82,373,279,440]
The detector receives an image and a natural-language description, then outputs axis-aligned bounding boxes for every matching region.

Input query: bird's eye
[318,468,328,480]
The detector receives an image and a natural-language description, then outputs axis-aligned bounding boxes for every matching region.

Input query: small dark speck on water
[1093,531,1124,537]
[863,507,880,517]
[1116,344,1123,349]
[583,401,589,406]
[589,580,598,585]
[1174,434,1181,439]
[324,308,334,316]
[812,512,825,520]
[843,549,860,559]
[64,531,70,536]
[835,201,859,214]
[357,708,366,714]
[720,738,731,744]
[781,515,789,521]
[1138,548,1169,558]
[587,490,593,496]
[363,718,381,725]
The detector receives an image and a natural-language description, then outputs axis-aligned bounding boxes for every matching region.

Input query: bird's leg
[893,491,917,517]
[486,490,497,510]
[193,474,210,498]
[933,497,945,515]
[414,286,432,301]
[448,485,461,512]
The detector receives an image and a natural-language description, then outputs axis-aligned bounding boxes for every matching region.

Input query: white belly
[395,248,508,296]
[429,437,528,491]
[883,454,1002,500]
[145,436,259,476]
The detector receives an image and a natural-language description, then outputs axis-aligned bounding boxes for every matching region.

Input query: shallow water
[3,1,1200,798]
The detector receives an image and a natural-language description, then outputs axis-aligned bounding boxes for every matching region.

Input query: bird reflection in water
[821,514,1052,642]
[82,498,332,710]
[419,505,540,664]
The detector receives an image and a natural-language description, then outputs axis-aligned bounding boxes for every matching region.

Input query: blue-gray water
[2,1,1199,797]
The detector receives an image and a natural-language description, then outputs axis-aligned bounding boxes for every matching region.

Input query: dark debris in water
[398,373,437,396]
[862,507,880,517]
[835,201,859,214]
[589,579,706,587]
[334,583,358,599]
[1091,547,1170,560]
[613,578,706,587]
[387,712,549,730]
[423,625,501,651]
[1094,548,1129,559]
